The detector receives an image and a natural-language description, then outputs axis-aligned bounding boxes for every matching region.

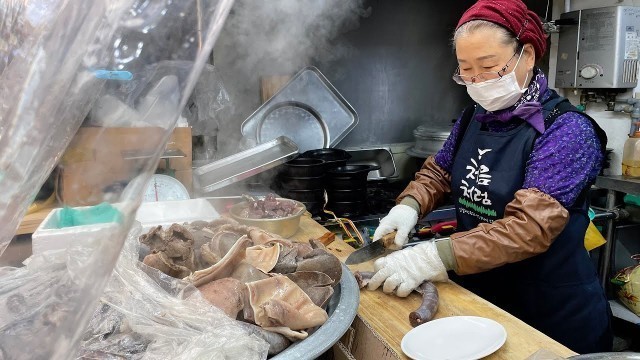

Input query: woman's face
[455,27,535,87]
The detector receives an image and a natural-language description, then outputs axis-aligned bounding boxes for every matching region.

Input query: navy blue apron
[449,90,612,353]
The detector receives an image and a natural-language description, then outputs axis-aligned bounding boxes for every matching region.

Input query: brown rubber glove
[448,188,569,275]
[397,156,451,218]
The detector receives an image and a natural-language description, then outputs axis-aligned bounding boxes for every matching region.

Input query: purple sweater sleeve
[433,111,602,208]
[523,112,603,207]
[433,112,464,173]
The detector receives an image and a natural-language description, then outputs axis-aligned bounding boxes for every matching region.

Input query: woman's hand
[373,204,419,247]
[368,241,448,297]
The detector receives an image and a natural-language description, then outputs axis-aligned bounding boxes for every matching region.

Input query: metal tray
[272,263,360,360]
[345,146,397,180]
[193,136,298,194]
[241,67,358,153]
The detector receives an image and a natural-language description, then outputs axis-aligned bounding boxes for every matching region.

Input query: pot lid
[413,124,451,139]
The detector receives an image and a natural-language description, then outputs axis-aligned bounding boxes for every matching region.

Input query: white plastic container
[32,199,220,254]
[32,206,121,255]
[135,198,219,231]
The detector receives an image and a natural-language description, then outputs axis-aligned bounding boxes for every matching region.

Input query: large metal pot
[228,198,306,237]
[408,125,451,157]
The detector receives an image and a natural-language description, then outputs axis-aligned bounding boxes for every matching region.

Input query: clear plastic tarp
[76,222,267,359]
[0,0,247,358]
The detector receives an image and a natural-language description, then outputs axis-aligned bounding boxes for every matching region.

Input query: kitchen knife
[345,232,451,265]
[345,231,398,265]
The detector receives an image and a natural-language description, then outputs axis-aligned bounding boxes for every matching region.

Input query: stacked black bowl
[302,148,352,170]
[278,148,381,217]
[278,157,327,216]
[325,164,380,217]
[304,149,352,217]
[303,148,377,217]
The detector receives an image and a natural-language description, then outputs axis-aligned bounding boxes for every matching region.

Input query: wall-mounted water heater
[555,6,640,89]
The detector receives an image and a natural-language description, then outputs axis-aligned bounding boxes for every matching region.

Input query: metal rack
[595,176,640,288]
[594,176,640,325]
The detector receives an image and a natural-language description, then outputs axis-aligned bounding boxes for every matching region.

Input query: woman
[368,0,612,353]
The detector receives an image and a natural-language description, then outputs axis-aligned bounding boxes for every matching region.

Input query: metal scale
[121,148,190,201]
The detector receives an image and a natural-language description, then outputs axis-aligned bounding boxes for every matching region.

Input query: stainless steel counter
[595,176,640,195]
[594,175,640,295]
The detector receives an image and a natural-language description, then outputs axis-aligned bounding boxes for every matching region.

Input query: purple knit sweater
[434,69,603,208]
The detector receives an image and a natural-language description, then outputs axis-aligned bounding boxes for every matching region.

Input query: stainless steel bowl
[272,263,360,360]
[229,198,306,238]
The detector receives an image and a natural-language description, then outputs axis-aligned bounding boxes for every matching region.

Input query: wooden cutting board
[292,215,577,360]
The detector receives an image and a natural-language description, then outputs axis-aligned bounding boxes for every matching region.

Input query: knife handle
[381,231,398,248]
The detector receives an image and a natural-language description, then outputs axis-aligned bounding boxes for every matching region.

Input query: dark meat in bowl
[241,193,303,219]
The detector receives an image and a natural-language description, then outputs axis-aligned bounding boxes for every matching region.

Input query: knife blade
[345,231,398,265]
[344,234,451,265]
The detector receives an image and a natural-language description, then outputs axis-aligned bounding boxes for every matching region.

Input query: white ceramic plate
[401,316,507,360]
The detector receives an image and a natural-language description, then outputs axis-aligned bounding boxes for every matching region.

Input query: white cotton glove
[367,241,448,297]
[373,204,419,247]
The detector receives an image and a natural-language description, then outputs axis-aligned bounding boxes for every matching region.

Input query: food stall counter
[292,215,578,360]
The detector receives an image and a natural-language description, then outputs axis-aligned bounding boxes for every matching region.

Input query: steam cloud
[213,0,370,157]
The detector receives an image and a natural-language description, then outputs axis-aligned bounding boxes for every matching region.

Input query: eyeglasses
[452,46,523,85]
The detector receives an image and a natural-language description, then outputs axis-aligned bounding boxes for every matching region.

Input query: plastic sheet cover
[185,64,233,137]
[0,0,236,358]
[76,222,268,359]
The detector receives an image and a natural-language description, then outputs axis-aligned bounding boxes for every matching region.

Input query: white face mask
[465,49,529,112]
